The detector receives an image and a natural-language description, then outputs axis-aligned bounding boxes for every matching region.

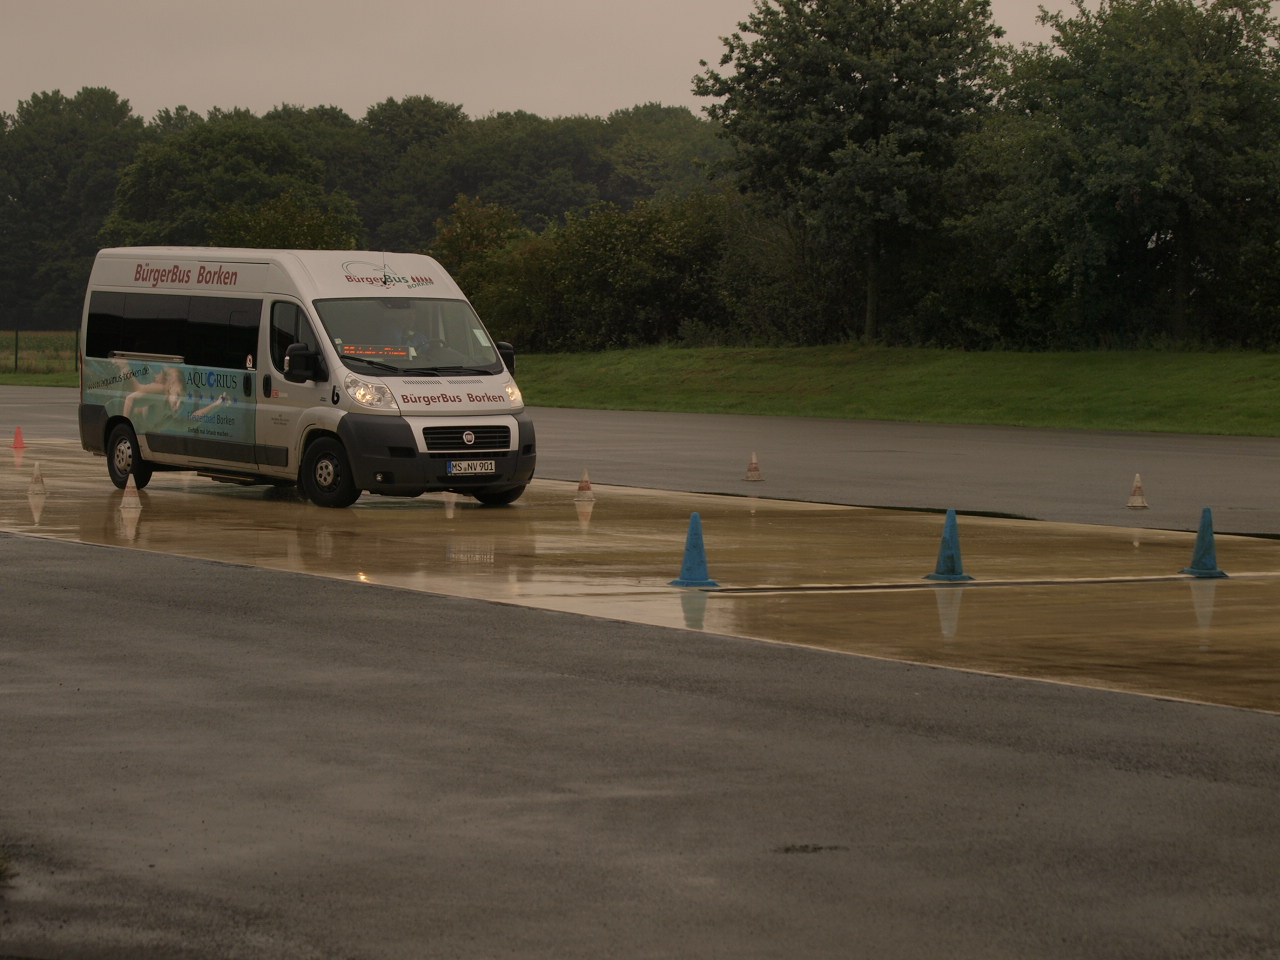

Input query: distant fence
[5,330,79,374]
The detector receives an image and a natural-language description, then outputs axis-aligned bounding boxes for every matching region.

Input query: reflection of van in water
[78,247,535,507]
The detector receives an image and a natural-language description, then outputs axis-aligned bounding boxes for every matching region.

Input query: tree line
[3,0,1279,351]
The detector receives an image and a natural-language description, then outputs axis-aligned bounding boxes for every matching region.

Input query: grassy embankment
[4,332,1277,437]
[0,330,79,383]
[518,346,1279,437]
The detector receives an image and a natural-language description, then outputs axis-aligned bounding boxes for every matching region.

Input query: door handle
[262,374,272,397]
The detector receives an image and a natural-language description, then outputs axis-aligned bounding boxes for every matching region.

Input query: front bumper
[337,410,536,496]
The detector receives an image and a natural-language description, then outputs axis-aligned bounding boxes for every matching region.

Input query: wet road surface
[3,388,1280,959]
[4,430,1280,712]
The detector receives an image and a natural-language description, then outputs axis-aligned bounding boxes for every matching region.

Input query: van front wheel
[106,423,153,490]
[301,438,360,508]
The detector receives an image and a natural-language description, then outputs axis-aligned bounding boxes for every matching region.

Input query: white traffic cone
[1127,473,1149,509]
[575,468,596,502]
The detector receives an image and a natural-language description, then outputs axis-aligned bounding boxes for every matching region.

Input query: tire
[106,422,153,490]
[300,437,360,508]
[473,484,526,506]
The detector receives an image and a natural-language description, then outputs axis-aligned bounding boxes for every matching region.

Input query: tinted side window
[188,297,261,369]
[122,294,188,358]
[269,302,319,371]
[85,291,127,359]
[85,291,262,368]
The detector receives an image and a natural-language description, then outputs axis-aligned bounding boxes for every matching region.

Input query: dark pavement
[2,386,1280,959]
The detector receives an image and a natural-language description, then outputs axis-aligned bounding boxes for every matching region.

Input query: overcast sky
[2,0,1066,122]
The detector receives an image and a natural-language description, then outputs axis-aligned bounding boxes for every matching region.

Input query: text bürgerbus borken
[133,263,241,288]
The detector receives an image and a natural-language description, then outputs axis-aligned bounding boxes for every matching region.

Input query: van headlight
[345,373,400,411]
[505,382,523,408]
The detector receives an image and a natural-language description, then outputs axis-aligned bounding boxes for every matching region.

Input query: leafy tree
[262,103,367,195]
[971,0,1280,345]
[444,192,737,352]
[208,188,364,249]
[100,112,349,246]
[695,0,1004,341]
[599,103,730,204]
[149,105,205,136]
[457,232,562,351]
[0,87,145,327]
[711,194,836,345]
[350,100,735,261]
[427,194,533,275]
[362,95,466,155]
[355,95,468,239]
[550,194,733,349]
[374,111,610,251]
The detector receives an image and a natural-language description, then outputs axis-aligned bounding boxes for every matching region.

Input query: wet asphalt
[2,386,1280,959]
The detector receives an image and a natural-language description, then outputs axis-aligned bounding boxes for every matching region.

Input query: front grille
[422,425,511,452]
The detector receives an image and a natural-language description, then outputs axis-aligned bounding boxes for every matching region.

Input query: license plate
[447,460,496,475]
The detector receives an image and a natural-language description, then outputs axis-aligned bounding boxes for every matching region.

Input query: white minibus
[78,247,535,507]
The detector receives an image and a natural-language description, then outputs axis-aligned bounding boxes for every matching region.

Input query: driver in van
[405,327,467,365]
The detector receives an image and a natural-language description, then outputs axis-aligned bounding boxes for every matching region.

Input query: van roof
[92,247,464,301]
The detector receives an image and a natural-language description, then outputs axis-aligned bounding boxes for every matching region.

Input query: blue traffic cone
[1181,507,1227,579]
[925,509,974,582]
[670,512,720,588]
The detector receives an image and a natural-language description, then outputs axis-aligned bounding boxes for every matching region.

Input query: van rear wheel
[301,438,360,508]
[106,423,153,490]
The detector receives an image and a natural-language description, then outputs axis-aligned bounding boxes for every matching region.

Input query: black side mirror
[497,341,516,375]
[283,342,326,383]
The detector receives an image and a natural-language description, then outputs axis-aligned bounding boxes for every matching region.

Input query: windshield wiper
[402,366,493,376]
[343,355,399,372]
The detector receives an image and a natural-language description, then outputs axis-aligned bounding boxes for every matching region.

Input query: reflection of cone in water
[118,507,141,541]
[925,509,974,582]
[26,462,48,525]
[680,588,708,630]
[120,471,142,508]
[1188,578,1218,635]
[575,468,596,502]
[10,426,27,449]
[575,498,594,531]
[935,585,964,643]
[1180,507,1227,579]
[669,512,719,588]
[119,473,142,540]
[744,452,763,482]
[1127,473,1149,509]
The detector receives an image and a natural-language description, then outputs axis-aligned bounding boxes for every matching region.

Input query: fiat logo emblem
[462,430,476,445]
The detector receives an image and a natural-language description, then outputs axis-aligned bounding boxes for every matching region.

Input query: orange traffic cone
[744,452,763,482]
[10,426,27,449]
[575,468,596,502]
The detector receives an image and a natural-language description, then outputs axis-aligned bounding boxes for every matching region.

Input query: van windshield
[314,297,504,375]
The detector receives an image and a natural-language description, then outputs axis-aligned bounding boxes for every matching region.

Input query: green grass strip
[518,346,1280,436]
[6,345,1277,436]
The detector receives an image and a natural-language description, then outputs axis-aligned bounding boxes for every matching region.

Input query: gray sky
[1,0,1064,122]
